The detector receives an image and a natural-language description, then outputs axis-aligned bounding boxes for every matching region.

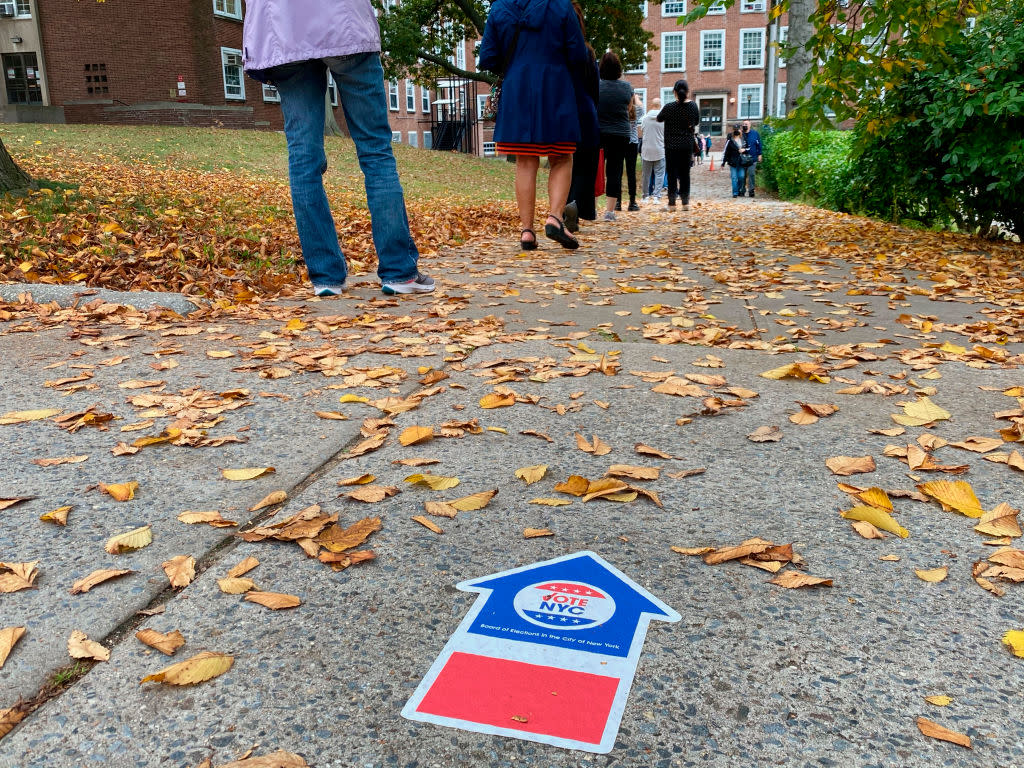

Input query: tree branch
[417,49,495,84]
[450,0,487,36]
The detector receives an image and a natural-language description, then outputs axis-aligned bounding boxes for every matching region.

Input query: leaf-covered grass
[0,123,519,204]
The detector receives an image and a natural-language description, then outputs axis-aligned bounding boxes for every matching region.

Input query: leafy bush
[761,129,853,212]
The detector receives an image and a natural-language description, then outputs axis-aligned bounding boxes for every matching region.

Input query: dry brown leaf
[974,503,1021,538]
[343,485,399,503]
[104,525,153,554]
[412,515,444,534]
[606,464,660,481]
[634,443,677,459]
[314,411,349,420]
[317,517,382,553]
[248,490,287,512]
[70,568,133,595]
[0,408,61,425]
[215,751,310,768]
[32,454,88,467]
[244,591,301,610]
[0,626,26,669]
[404,473,460,490]
[769,571,833,588]
[759,362,830,383]
[916,717,971,749]
[747,426,783,442]
[582,478,629,502]
[704,539,773,565]
[523,528,554,538]
[0,706,25,739]
[135,628,185,656]
[520,429,554,442]
[0,496,35,511]
[671,546,715,556]
[529,498,572,506]
[217,577,256,594]
[226,556,259,578]
[554,475,590,496]
[140,650,234,685]
[652,377,708,397]
[317,549,375,572]
[880,554,901,562]
[424,501,458,518]
[479,392,515,409]
[40,505,72,526]
[988,547,1024,569]
[826,456,876,476]
[222,467,276,481]
[0,561,40,593]
[950,436,1003,453]
[162,555,196,589]
[915,566,949,583]
[789,410,819,425]
[666,467,707,479]
[177,510,237,528]
[850,520,886,539]
[99,481,138,502]
[392,457,441,466]
[68,629,110,662]
[514,464,548,485]
[399,425,434,446]
[575,433,612,456]
[337,474,375,486]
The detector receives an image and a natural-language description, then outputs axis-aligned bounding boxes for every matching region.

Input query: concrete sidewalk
[2,176,1024,767]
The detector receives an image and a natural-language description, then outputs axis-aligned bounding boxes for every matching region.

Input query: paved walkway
[2,169,1024,768]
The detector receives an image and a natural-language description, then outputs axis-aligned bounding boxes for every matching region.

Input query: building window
[740,0,766,12]
[739,29,764,69]
[213,0,242,21]
[391,131,401,143]
[661,32,686,72]
[4,0,32,17]
[452,40,466,71]
[707,0,726,13]
[660,86,675,107]
[406,81,415,112]
[3,52,42,104]
[737,84,763,118]
[421,87,431,113]
[328,75,338,106]
[82,61,109,96]
[221,48,244,100]
[662,0,686,16]
[262,84,280,103]
[700,30,725,70]
[482,141,497,157]
[423,131,432,149]
[408,131,418,148]
[388,81,399,111]
[476,93,489,119]
[778,26,788,68]
[776,83,787,118]
[625,45,647,74]
[633,87,646,114]
[640,1,648,18]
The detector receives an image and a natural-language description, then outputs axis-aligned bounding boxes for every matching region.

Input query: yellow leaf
[1003,629,1024,658]
[854,487,894,512]
[244,591,301,610]
[0,626,27,669]
[226,556,260,578]
[140,650,234,685]
[514,465,548,485]
[222,467,276,481]
[641,304,663,314]
[217,577,256,594]
[135,628,185,656]
[524,528,554,538]
[338,394,370,403]
[70,568,133,594]
[248,490,287,511]
[412,515,444,533]
[161,555,196,589]
[0,560,40,593]
[892,397,951,426]
[575,433,612,456]
[99,481,139,501]
[915,566,949,583]
[479,392,515,409]
[343,484,399,503]
[759,362,830,383]
[448,489,498,511]
[486,426,508,434]
[0,408,61,425]
[316,517,381,553]
[925,695,954,706]
[176,510,237,527]
[841,506,909,538]
[68,630,109,662]
[284,318,307,331]
[850,520,886,539]
[974,503,1022,538]
[769,571,833,588]
[104,525,153,554]
[206,350,235,359]
[916,717,971,749]
[554,475,590,496]
[404,473,460,490]
[825,456,876,476]
[338,474,376,486]
[399,425,434,446]
[606,464,661,481]
[917,480,984,518]
[40,505,72,526]
[215,751,310,768]
[529,498,572,506]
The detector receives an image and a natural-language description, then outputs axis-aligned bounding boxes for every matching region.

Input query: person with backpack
[720,128,746,198]
[741,119,763,198]
[656,79,700,211]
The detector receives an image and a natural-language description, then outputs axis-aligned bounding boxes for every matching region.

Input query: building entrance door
[3,52,42,105]
[697,96,725,137]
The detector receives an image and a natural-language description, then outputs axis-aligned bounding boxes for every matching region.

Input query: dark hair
[673,79,689,99]
[599,51,622,80]
[572,0,586,37]
[732,129,741,136]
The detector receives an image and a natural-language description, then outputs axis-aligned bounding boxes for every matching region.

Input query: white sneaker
[381,273,436,295]
[603,211,616,221]
[313,282,346,297]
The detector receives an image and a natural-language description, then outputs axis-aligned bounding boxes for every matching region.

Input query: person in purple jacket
[242,0,434,296]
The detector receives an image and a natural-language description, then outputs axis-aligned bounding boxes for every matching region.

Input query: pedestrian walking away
[479,0,591,250]
[243,0,434,296]
[741,119,763,198]
[624,93,642,211]
[721,128,746,198]
[657,79,701,211]
[638,97,665,204]
[596,51,634,221]
[564,1,601,234]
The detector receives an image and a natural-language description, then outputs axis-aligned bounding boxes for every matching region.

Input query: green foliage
[376,0,656,84]
[760,129,853,211]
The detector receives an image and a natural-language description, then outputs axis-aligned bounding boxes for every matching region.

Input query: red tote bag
[594,149,605,197]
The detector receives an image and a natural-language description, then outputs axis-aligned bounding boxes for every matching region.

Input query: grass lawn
[0,123,519,204]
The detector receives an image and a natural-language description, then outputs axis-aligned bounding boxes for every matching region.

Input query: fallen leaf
[1003,629,1024,658]
[529,498,572,506]
[652,377,707,397]
[917,480,985,518]
[524,528,554,538]
[769,571,833,588]
[412,515,444,534]
[634,443,677,459]
[337,474,375,486]
[338,394,369,404]
[581,478,629,502]
[514,464,548,485]
[851,520,886,539]
[916,717,971,748]
[0,706,25,739]
[841,506,909,538]
[217,577,256,594]
[759,361,830,383]
[249,490,287,511]
[222,467,275,481]
[606,464,660,481]
[826,456,876,476]
[893,397,951,426]
[140,650,234,685]
[575,433,612,456]
[880,554,901,562]
[162,555,196,589]
[399,425,434,446]
[950,436,1003,453]
[68,629,109,662]
[0,626,26,669]
[135,628,185,656]
[479,392,515,409]
[671,546,715,556]
[214,751,309,768]
[704,539,773,565]
[915,566,949,583]
[0,408,61,425]
[40,505,72,526]
[226,556,259,578]
[666,468,706,478]
[32,455,88,467]
[104,525,153,554]
[404,473,460,490]
[0,561,40,593]
[973,503,1021,538]
[0,496,35,511]
[392,457,441,466]
[177,510,237,527]
[317,517,381,553]
[343,485,399,503]
[70,568,133,594]
[244,591,301,610]
[925,695,954,707]
[446,489,498,511]
[747,426,783,442]
[99,482,139,502]
[520,429,553,442]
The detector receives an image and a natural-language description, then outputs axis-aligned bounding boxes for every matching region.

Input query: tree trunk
[785,0,815,115]
[0,137,31,194]
[324,90,345,138]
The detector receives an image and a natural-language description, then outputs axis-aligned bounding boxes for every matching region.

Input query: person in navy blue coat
[479,0,591,250]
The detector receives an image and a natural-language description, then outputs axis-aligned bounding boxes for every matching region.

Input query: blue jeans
[745,163,757,193]
[270,53,419,285]
[730,165,746,196]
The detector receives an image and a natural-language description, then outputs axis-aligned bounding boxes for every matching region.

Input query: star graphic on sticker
[560,616,568,622]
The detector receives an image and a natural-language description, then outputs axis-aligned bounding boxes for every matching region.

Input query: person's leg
[680,150,693,207]
[653,157,665,199]
[625,142,638,207]
[514,155,540,239]
[546,152,572,220]
[274,61,347,289]
[603,136,626,214]
[327,53,421,285]
[576,146,599,220]
[640,160,653,202]
[746,164,757,196]
[664,148,679,206]
[731,165,743,197]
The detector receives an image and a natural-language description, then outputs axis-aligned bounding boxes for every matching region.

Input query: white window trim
[482,141,497,157]
[737,84,764,119]
[220,47,245,101]
[391,131,402,143]
[625,45,648,74]
[421,86,431,113]
[262,83,280,103]
[776,82,787,118]
[213,0,243,21]
[405,81,416,112]
[661,31,686,72]
[778,26,788,68]
[740,0,766,13]
[700,29,725,71]
[10,0,32,19]
[641,1,648,18]
[633,87,647,113]
[327,75,339,107]
[408,131,418,147]
[423,131,432,149]
[707,0,726,14]
[660,87,676,108]
[388,81,399,111]
[476,93,489,120]
[739,28,765,69]
[661,0,686,17]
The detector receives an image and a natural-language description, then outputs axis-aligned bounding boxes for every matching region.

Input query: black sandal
[544,215,579,250]
[520,228,538,251]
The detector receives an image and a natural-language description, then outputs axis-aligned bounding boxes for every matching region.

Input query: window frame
[778,25,788,68]
[476,93,489,120]
[388,80,399,111]
[707,0,726,14]
[391,131,402,144]
[660,87,676,109]
[661,0,686,17]
[633,87,647,114]
[423,131,432,149]
[421,86,431,113]
[213,0,243,21]
[405,80,416,112]
[700,29,725,71]
[262,83,280,103]
[12,0,32,18]
[408,131,418,148]
[740,0,766,12]
[625,45,648,74]
[220,47,245,101]
[739,28,765,69]
[482,141,497,157]
[776,82,787,118]
[737,84,763,119]
[661,31,687,72]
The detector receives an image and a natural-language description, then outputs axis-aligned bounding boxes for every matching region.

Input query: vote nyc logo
[513,581,616,630]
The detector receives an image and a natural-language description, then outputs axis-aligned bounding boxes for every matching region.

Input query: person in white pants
[638,98,665,203]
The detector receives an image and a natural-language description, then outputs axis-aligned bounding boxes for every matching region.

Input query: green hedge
[760,129,853,212]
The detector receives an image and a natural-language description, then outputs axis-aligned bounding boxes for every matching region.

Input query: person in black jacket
[656,79,700,210]
[720,128,746,198]
[597,51,634,221]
